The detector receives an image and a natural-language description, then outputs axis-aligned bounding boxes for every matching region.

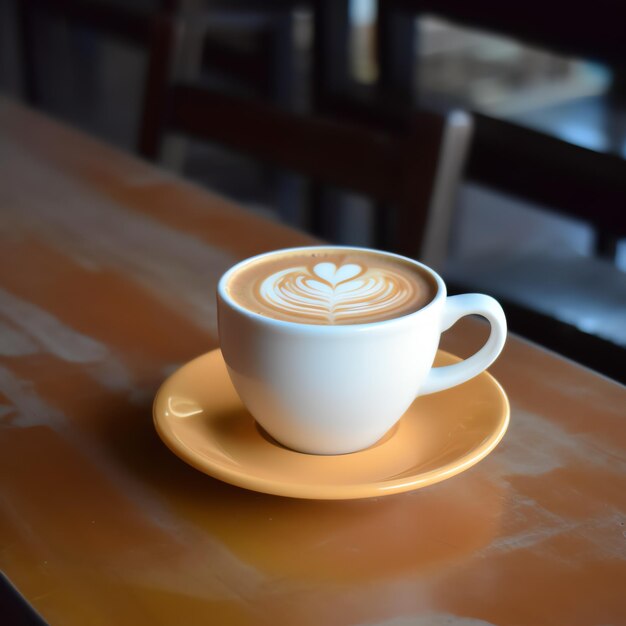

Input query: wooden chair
[141,83,472,263]
[367,0,626,376]
[374,0,626,254]
[17,0,176,156]
[166,3,299,219]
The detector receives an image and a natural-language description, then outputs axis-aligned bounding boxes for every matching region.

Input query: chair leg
[308,183,327,238]
[138,14,177,159]
[16,0,39,104]
[372,203,391,251]
[275,172,305,227]
[312,0,350,109]
[594,230,619,262]
[376,2,415,101]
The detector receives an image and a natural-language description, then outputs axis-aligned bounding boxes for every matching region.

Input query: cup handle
[420,294,507,395]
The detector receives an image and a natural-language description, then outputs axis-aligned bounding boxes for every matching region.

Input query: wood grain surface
[0,97,625,626]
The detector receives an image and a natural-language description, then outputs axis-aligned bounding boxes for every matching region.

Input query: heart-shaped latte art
[259,261,416,323]
[312,262,361,286]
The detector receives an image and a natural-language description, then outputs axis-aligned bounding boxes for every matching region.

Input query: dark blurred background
[1,0,625,380]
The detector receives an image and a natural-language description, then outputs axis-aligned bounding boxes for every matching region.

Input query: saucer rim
[153,349,510,500]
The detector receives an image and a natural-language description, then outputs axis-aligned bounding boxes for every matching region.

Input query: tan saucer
[153,349,509,500]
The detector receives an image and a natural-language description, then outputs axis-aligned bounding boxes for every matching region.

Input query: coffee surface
[225,249,437,325]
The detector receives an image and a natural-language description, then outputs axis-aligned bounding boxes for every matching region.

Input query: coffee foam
[225,249,437,325]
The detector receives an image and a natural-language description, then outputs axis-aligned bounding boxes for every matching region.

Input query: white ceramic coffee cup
[217,246,506,455]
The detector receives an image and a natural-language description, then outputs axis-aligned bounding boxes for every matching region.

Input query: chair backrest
[372,0,626,252]
[315,91,473,267]
[467,113,626,240]
[143,82,471,262]
[17,0,176,154]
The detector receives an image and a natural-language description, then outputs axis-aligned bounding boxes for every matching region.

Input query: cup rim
[217,245,447,332]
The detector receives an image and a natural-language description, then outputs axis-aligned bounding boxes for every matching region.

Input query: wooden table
[1,97,625,626]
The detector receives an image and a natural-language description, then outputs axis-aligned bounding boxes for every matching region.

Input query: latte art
[224,248,437,325]
[260,262,416,323]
